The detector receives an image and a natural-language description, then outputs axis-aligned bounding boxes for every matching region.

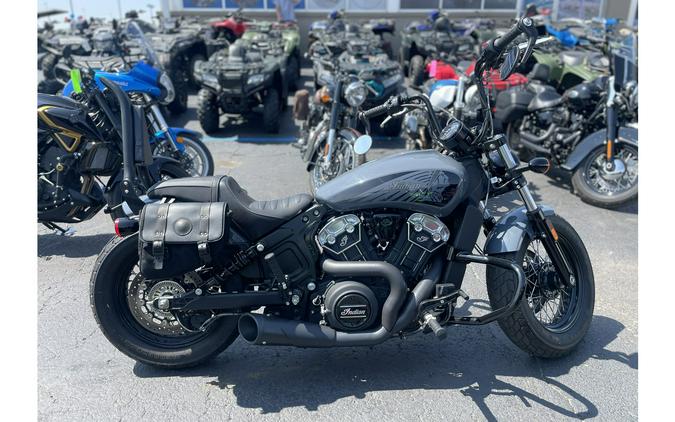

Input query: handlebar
[493,17,533,51]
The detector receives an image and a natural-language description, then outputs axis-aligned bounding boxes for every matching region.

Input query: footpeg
[423,313,447,340]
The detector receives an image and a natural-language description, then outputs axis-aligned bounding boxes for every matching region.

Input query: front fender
[561,126,638,171]
[484,205,555,255]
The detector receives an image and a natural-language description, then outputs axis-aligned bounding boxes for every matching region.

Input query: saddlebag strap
[197,203,212,265]
[152,203,170,270]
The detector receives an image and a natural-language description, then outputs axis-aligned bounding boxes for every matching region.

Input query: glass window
[306,0,345,9]
[183,0,223,8]
[442,0,481,9]
[349,0,387,10]
[558,0,602,19]
[267,0,305,9]
[484,0,517,9]
[225,0,265,8]
[401,0,439,9]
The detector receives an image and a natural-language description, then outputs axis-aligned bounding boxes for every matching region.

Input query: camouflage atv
[241,20,301,91]
[193,35,290,134]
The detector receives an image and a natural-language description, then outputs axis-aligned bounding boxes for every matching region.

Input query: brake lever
[519,26,541,65]
[379,107,409,128]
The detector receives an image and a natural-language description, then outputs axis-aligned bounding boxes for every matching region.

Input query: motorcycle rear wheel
[486,215,595,358]
[90,234,239,368]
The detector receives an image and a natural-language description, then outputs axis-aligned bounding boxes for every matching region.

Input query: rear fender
[561,126,638,171]
[484,205,555,254]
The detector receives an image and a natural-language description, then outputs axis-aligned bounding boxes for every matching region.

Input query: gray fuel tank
[315,150,468,216]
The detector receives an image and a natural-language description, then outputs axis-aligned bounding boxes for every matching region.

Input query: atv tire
[41,53,58,79]
[167,69,189,115]
[409,55,425,87]
[263,88,281,133]
[287,54,300,92]
[197,88,220,134]
[188,54,206,88]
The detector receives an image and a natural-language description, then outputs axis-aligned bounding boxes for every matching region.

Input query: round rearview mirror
[499,45,520,80]
[353,134,372,155]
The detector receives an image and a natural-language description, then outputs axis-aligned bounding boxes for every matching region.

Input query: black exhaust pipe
[238,258,444,347]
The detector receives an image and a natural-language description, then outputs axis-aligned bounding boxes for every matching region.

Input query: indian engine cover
[324,281,378,331]
[315,150,468,216]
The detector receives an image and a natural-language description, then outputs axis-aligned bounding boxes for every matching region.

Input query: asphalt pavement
[38,73,638,421]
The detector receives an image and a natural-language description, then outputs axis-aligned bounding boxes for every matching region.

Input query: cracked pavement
[38,78,637,421]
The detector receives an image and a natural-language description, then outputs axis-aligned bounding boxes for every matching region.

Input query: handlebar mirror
[499,45,520,80]
[353,134,372,155]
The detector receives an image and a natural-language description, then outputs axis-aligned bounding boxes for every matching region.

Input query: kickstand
[42,222,76,236]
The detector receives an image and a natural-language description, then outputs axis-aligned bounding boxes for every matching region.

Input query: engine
[314,212,450,331]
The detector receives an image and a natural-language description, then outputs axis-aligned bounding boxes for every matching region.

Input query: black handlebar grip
[493,17,534,52]
[362,102,391,119]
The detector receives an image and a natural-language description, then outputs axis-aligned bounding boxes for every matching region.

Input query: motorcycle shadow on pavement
[37,233,113,258]
[133,315,635,420]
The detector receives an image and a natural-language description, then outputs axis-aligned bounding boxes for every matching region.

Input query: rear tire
[197,88,220,134]
[41,53,58,79]
[90,235,239,368]
[263,88,281,133]
[486,215,595,358]
[409,55,425,87]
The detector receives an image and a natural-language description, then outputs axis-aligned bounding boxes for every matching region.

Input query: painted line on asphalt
[202,135,400,144]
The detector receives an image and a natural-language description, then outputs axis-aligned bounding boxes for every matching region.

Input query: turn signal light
[114,217,139,238]
[528,157,551,174]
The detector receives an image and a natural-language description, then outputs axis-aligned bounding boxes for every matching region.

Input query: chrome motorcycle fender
[561,126,638,172]
[483,205,555,254]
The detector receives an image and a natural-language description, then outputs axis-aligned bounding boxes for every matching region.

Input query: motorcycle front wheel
[309,139,365,194]
[90,234,239,368]
[571,144,638,208]
[486,215,595,358]
[154,135,215,177]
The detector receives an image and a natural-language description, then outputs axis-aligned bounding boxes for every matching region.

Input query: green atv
[241,21,301,91]
[525,48,608,92]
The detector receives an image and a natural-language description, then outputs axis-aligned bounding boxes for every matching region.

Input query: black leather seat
[147,176,313,240]
[527,90,563,112]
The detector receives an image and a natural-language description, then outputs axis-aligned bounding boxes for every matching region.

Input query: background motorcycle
[38,70,188,235]
[61,22,214,177]
[90,18,595,369]
[297,62,372,193]
[497,65,638,207]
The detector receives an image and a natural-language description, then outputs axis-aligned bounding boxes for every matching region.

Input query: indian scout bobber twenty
[91,19,595,368]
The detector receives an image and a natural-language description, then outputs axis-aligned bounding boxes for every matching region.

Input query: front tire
[197,88,220,134]
[409,55,425,87]
[486,215,595,358]
[167,69,189,115]
[263,88,281,133]
[571,144,638,208]
[90,235,239,368]
[170,135,214,177]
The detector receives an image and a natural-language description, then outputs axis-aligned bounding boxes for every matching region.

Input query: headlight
[247,74,265,86]
[344,81,367,107]
[158,72,175,105]
[202,73,220,90]
[381,73,402,88]
[318,70,334,86]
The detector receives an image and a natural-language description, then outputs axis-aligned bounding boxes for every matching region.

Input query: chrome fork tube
[146,94,177,152]
[498,143,538,212]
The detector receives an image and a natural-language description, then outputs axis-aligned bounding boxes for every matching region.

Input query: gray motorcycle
[90,18,595,369]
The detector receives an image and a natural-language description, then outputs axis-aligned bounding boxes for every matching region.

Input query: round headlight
[344,81,368,107]
[158,72,175,105]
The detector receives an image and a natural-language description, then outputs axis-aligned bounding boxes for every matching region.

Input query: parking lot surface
[38,82,638,421]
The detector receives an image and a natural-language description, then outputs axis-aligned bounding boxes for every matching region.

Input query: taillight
[114,217,139,237]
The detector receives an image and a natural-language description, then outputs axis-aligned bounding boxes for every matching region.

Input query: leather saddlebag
[139,202,229,279]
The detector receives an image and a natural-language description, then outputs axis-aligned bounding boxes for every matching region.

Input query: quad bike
[194,36,289,134]
[399,10,483,85]
[91,18,596,369]
[204,8,250,57]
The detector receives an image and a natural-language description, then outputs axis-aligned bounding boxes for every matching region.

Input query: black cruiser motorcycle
[38,70,188,235]
[91,19,595,368]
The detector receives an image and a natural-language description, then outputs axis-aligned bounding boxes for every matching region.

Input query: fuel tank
[315,150,468,216]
